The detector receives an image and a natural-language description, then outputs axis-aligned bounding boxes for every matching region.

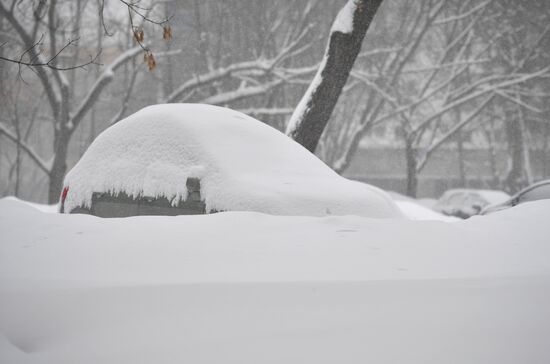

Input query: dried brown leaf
[163,25,172,41]
[147,52,156,71]
[133,28,144,43]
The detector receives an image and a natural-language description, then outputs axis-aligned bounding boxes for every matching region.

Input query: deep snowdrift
[1,198,550,363]
[62,104,400,218]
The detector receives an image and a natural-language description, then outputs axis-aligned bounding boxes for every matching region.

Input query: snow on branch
[164,60,272,103]
[331,0,356,33]
[70,46,143,129]
[368,65,550,135]
[400,59,490,74]
[164,26,313,105]
[237,108,295,117]
[199,80,284,105]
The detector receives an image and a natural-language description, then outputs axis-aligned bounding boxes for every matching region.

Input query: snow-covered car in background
[60,103,401,218]
[433,189,510,219]
[481,179,550,215]
[387,191,457,221]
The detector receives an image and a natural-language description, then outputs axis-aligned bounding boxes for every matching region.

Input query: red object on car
[60,186,69,213]
[61,186,69,202]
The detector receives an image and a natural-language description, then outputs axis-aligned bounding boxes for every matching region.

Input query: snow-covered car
[60,103,401,218]
[481,179,550,215]
[433,189,510,219]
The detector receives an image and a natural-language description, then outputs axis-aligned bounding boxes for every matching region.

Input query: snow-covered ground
[393,199,458,221]
[388,191,457,221]
[1,196,58,213]
[1,197,550,363]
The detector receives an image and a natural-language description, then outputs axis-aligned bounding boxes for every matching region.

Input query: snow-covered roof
[63,104,400,218]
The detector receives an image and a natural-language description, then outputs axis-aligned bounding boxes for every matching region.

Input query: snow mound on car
[63,104,400,218]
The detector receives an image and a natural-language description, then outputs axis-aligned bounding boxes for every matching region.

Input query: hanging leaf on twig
[163,25,172,41]
[143,51,156,71]
[133,27,144,43]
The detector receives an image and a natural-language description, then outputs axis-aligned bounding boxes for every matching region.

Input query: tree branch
[0,123,51,175]
[70,46,142,129]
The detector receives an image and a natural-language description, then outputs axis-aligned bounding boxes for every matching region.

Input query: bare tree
[318,0,549,196]
[0,1,148,202]
[2,0,548,202]
[0,0,169,72]
[160,1,318,108]
[482,0,550,193]
[0,0,320,202]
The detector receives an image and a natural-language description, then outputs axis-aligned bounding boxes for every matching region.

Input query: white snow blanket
[62,104,400,218]
[394,199,458,221]
[1,198,550,364]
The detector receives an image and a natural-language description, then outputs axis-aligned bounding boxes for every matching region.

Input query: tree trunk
[48,131,70,203]
[14,119,21,197]
[405,139,418,198]
[286,0,383,153]
[543,120,550,178]
[503,113,529,194]
[456,129,466,187]
[162,1,175,99]
[485,121,500,188]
